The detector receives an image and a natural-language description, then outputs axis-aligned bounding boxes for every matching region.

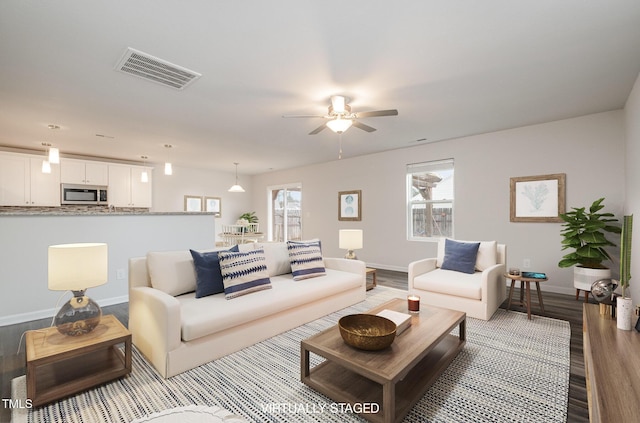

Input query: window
[407,159,454,240]
[268,183,302,242]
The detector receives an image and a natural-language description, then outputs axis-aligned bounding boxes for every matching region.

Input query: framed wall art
[338,190,362,221]
[184,195,203,212]
[205,196,222,217]
[510,173,566,222]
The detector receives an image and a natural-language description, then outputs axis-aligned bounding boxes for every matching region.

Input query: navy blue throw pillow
[440,239,480,274]
[190,245,239,298]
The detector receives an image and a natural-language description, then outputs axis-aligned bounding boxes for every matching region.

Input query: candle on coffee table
[407,295,420,313]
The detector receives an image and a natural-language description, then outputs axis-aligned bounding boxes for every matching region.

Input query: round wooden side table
[504,273,548,320]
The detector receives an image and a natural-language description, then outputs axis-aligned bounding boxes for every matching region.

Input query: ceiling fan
[283,95,398,135]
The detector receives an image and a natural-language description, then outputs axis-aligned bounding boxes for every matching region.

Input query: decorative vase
[616,296,633,330]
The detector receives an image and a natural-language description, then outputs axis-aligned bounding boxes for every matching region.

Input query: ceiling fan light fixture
[326,118,352,134]
[331,95,346,114]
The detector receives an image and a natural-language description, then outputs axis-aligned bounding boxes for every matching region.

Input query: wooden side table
[505,273,548,320]
[365,267,377,290]
[26,314,132,407]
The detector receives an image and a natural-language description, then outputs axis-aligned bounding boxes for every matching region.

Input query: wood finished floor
[1,269,588,423]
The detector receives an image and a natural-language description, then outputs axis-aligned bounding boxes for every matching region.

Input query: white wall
[624,71,640,307]
[151,165,253,242]
[250,111,625,296]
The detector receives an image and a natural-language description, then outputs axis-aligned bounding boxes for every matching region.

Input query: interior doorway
[268,184,302,242]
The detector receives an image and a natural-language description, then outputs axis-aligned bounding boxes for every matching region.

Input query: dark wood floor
[1,269,588,423]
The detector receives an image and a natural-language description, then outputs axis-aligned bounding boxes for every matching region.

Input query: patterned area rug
[13,287,570,423]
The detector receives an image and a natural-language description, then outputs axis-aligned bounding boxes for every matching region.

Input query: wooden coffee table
[301,298,466,423]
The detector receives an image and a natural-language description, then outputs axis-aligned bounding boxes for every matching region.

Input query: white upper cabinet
[108,164,152,208]
[61,159,108,185]
[0,153,60,206]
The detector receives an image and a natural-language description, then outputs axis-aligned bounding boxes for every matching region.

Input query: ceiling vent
[115,48,201,90]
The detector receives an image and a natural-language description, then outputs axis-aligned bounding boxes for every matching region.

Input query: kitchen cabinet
[61,159,108,185]
[108,164,152,208]
[0,153,60,206]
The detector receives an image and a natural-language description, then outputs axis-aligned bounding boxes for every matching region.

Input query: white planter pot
[573,266,611,292]
[617,296,633,330]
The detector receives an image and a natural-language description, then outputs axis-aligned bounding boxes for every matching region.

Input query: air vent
[115,48,201,90]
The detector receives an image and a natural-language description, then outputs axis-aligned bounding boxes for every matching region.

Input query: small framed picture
[205,196,222,217]
[510,173,566,222]
[338,190,362,221]
[184,195,203,212]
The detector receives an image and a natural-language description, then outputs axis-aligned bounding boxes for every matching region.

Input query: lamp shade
[339,229,363,250]
[48,243,108,291]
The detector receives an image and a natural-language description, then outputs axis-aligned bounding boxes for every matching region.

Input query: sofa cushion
[177,268,362,341]
[190,245,239,298]
[441,239,480,274]
[287,239,326,280]
[252,242,292,277]
[437,239,498,271]
[413,268,483,300]
[147,250,197,296]
[218,248,272,299]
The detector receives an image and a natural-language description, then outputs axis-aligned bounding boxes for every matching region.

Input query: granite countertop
[0,207,217,216]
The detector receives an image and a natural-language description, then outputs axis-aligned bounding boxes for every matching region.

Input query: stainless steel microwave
[61,184,108,205]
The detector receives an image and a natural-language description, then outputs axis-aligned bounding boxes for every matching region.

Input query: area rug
[13,287,570,423]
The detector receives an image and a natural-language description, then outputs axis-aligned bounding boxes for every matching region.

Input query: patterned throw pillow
[218,248,272,299]
[287,240,326,281]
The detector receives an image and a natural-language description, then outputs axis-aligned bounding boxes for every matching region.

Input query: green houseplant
[558,198,621,302]
[558,198,621,269]
[238,211,258,224]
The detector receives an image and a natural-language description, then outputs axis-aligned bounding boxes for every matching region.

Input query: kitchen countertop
[0,209,218,216]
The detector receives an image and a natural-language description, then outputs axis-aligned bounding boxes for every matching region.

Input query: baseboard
[0,295,128,327]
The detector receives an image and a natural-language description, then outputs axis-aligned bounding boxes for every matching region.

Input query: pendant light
[47,125,60,164]
[140,156,149,183]
[41,142,53,173]
[164,145,173,175]
[228,162,245,193]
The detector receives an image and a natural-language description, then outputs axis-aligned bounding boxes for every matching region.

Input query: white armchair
[408,239,507,320]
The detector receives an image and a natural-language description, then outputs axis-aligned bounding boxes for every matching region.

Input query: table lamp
[339,229,363,260]
[48,243,108,336]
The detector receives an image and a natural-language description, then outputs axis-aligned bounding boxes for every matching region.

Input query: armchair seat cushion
[413,268,482,300]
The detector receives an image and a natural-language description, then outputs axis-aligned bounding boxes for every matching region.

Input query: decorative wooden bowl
[338,314,397,351]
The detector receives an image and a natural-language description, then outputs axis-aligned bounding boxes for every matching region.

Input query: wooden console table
[583,304,640,423]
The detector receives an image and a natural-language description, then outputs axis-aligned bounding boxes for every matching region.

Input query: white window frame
[406,159,454,241]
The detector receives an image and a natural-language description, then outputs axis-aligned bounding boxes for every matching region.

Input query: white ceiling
[1,1,639,175]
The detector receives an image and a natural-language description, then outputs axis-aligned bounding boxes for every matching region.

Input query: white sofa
[128,242,366,378]
[408,239,506,320]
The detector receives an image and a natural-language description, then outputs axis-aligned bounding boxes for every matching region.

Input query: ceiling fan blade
[355,109,398,118]
[309,123,327,135]
[352,121,377,132]
[282,114,326,118]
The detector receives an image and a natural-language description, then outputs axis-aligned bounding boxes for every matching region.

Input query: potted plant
[617,214,633,330]
[558,198,621,299]
[237,212,258,233]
